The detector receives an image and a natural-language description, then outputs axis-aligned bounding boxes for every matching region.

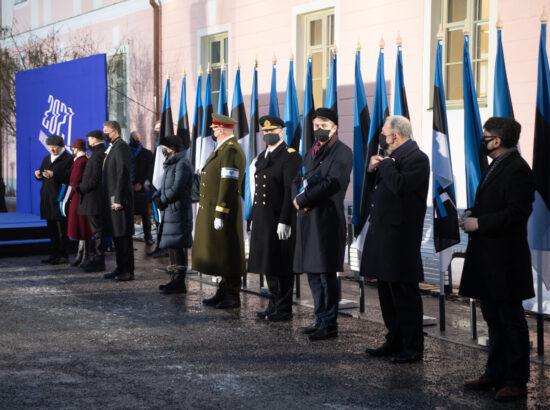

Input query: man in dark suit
[101,121,135,281]
[34,135,73,265]
[361,115,430,363]
[292,108,353,341]
[249,115,301,322]
[129,131,154,246]
[77,130,107,272]
[459,117,535,403]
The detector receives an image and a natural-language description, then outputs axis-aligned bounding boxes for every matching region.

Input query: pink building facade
[0,0,545,207]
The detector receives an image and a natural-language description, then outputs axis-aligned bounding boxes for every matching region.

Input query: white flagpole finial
[379,35,385,48]
[437,24,444,40]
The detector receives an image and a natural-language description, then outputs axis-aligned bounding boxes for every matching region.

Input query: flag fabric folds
[432,37,460,273]
[494,28,514,118]
[244,64,259,221]
[283,59,301,150]
[152,78,174,189]
[529,21,550,289]
[217,66,228,116]
[394,44,410,120]
[463,33,488,208]
[301,56,315,157]
[198,70,214,171]
[230,67,249,140]
[352,49,370,227]
[324,50,338,113]
[177,75,191,151]
[269,62,280,117]
[191,72,203,171]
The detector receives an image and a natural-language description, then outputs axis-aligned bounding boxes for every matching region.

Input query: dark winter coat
[153,151,193,249]
[35,150,73,220]
[102,137,134,238]
[77,143,106,216]
[291,138,353,274]
[131,145,153,215]
[360,140,430,283]
[459,150,535,302]
[248,142,302,277]
[67,155,92,240]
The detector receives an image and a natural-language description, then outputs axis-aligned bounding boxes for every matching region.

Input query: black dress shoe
[215,299,241,309]
[391,348,423,364]
[308,327,338,341]
[41,255,56,264]
[365,342,402,357]
[49,257,68,265]
[83,262,106,273]
[255,306,275,319]
[202,293,225,306]
[266,311,292,322]
[463,375,503,391]
[299,322,321,334]
[115,272,135,281]
[104,269,119,279]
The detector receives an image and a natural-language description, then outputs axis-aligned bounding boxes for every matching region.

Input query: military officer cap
[313,107,338,125]
[86,130,104,140]
[160,134,185,152]
[259,115,285,130]
[45,134,64,147]
[211,113,238,129]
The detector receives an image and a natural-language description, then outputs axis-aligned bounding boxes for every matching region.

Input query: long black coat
[248,142,302,277]
[77,143,106,216]
[360,140,430,283]
[153,152,193,249]
[132,145,153,215]
[102,137,134,238]
[291,138,352,274]
[459,150,535,302]
[35,151,72,220]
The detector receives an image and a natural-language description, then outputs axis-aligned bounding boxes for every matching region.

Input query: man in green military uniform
[192,113,246,309]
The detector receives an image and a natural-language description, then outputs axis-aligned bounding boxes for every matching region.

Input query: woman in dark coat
[65,138,92,266]
[152,135,193,294]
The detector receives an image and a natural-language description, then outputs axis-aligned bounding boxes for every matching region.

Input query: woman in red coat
[66,138,92,266]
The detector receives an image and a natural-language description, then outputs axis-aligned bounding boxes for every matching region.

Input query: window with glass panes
[304,9,334,108]
[443,0,489,102]
[107,53,128,129]
[206,33,228,110]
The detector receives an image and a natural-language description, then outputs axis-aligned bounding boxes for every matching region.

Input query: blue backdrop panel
[16,54,107,216]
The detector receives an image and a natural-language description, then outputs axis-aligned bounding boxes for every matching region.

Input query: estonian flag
[394,42,410,120]
[198,67,214,171]
[152,78,174,189]
[191,70,203,171]
[177,74,191,151]
[231,66,249,140]
[283,56,301,150]
[217,64,228,116]
[269,59,280,117]
[244,63,259,221]
[324,49,338,113]
[494,23,514,118]
[301,55,315,157]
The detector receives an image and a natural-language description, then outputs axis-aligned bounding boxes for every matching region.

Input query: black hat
[160,135,184,152]
[313,108,338,125]
[86,130,104,140]
[259,115,285,130]
[45,135,64,147]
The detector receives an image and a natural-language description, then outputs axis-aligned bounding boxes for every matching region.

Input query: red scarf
[312,134,338,158]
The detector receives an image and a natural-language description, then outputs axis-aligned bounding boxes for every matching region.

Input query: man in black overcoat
[459,117,535,403]
[101,121,135,281]
[129,131,154,245]
[77,130,107,272]
[248,115,301,322]
[34,134,73,264]
[361,115,430,364]
[292,108,352,341]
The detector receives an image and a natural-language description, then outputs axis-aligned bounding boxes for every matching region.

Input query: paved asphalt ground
[1,252,549,409]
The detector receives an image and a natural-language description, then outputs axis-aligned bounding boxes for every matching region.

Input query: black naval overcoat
[360,140,429,283]
[291,137,352,274]
[459,150,535,302]
[248,142,302,277]
[35,150,73,220]
[102,137,134,238]
[77,143,106,216]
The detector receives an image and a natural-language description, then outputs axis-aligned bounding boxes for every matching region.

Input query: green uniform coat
[192,136,246,277]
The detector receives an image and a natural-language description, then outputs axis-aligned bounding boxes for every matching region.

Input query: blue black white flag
[269,60,280,117]
[324,50,338,113]
[217,65,228,116]
[198,68,214,171]
[283,57,301,150]
[177,74,191,151]
[301,56,315,157]
[191,71,203,171]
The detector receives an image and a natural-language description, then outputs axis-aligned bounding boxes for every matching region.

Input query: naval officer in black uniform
[248,115,302,321]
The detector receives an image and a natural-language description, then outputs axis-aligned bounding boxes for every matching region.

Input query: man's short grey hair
[386,115,411,139]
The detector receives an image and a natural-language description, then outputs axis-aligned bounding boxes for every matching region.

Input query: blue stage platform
[0,212,49,255]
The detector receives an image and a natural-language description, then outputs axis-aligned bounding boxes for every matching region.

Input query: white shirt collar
[50,148,65,163]
[215,135,235,150]
[265,139,283,157]
[73,151,86,161]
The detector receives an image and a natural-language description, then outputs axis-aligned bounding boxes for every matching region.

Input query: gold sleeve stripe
[215,206,230,214]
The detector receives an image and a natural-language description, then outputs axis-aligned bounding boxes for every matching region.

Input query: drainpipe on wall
[150,0,160,121]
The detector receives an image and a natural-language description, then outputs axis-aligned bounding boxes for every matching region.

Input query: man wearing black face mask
[129,131,154,246]
[248,115,301,321]
[459,117,535,402]
[291,108,352,341]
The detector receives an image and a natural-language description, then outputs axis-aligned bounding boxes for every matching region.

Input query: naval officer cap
[259,115,285,131]
[313,107,338,125]
[45,134,64,147]
[160,135,185,152]
[211,113,238,129]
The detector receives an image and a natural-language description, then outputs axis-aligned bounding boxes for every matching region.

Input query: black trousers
[480,300,530,387]
[378,280,424,351]
[217,275,241,301]
[266,274,294,314]
[168,248,187,269]
[46,219,68,258]
[87,214,105,263]
[113,236,134,274]
[307,272,338,329]
[139,212,152,241]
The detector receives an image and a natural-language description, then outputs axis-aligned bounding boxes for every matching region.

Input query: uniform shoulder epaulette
[287,147,296,153]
